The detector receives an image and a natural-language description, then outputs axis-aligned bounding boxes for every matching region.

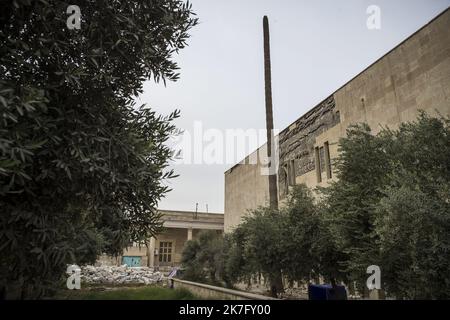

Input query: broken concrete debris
[80,265,163,285]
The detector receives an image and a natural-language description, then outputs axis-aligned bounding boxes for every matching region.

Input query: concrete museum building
[224,9,450,232]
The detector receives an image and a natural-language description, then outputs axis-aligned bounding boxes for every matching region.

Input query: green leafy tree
[180,238,205,282]
[320,112,450,298]
[281,185,319,283]
[220,113,449,299]
[222,225,252,288]
[0,0,197,298]
[220,187,346,296]
[230,207,286,297]
[375,113,450,299]
[319,123,392,292]
[283,185,346,287]
[181,230,224,285]
[314,202,349,287]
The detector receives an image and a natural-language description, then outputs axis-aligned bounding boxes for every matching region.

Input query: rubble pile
[80,265,163,285]
[280,287,309,300]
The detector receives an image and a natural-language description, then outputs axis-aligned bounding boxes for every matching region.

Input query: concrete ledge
[170,278,278,300]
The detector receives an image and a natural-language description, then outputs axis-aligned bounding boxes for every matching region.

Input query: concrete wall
[171,278,278,300]
[224,8,450,231]
[154,228,222,267]
[161,210,224,225]
[122,246,149,267]
[278,95,340,197]
[155,227,189,267]
[97,210,224,268]
[108,227,223,269]
[224,145,270,232]
[310,7,450,191]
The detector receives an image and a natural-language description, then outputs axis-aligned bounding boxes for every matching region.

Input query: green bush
[181,230,225,286]
[320,112,450,298]
[220,112,450,299]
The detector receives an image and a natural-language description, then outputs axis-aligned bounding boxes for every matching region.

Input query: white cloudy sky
[138,0,450,213]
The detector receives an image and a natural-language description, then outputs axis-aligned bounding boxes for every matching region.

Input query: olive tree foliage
[283,185,346,286]
[220,112,449,299]
[181,213,286,296]
[319,122,393,291]
[281,185,319,283]
[374,113,450,299]
[181,230,226,286]
[224,186,345,297]
[239,207,285,297]
[221,207,286,297]
[320,112,450,298]
[0,0,197,298]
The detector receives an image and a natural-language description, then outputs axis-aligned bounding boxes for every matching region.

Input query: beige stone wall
[224,145,271,232]
[335,8,450,131]
[96,254,121,266]
[224,8,450,230]
[310,8,450,191]
[111,228,223,268]
[160,210,224,226]
[97,210,224,267]
[153,228,223,267]
[122,246,149,266]
[155,227,189,267]
[171,278,278,300]
[113,231,187,268]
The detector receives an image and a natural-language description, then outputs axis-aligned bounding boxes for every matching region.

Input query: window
[315,142,332,183]
[319,147,325,173]
[324,141,332,179]
[158,242,172,263]
[282,165,289,195]
[315,147,322,183]
[288,159,296,186]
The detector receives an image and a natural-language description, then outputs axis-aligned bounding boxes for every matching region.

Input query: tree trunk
[270,271,284,298]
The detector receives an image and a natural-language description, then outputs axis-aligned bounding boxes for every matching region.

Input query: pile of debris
[80,265,163,285]
[280,287,309,300]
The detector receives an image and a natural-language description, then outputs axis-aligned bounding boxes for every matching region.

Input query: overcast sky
[138,0,450,214]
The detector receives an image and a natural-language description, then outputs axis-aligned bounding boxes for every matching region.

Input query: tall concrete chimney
[263,16,278,209]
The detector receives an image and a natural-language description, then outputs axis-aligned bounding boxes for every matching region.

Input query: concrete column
[149,237,156,268]
[324,141,332,179]
[187,228,193,241]
[314,147,322,183]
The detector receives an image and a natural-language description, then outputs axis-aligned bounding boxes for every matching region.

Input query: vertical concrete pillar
[324,141,332,179]
[314,147,322,183]
[149,237,156,268]
[187,228,193,241]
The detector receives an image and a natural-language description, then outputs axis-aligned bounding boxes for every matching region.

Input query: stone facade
[278,95,340,198]
[224,145,270,232]
[224,8,450,232]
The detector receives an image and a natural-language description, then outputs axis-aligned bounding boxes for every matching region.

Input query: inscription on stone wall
[278,95,340,197]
